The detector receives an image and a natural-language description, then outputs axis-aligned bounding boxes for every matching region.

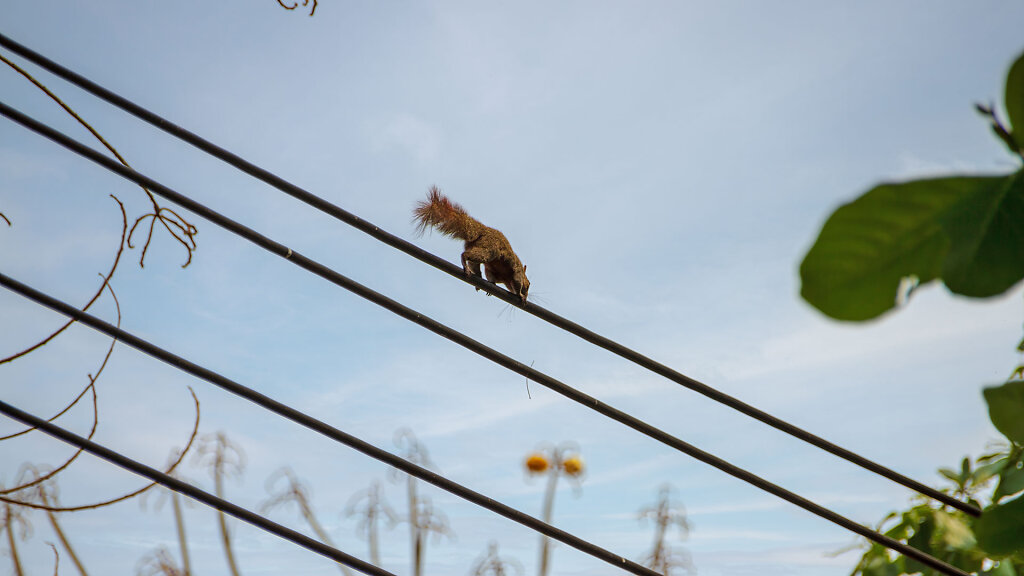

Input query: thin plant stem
[216,463,242,576]
[537,463,560,576]
[4,503,24,576]
[408,475,421,576]
[47,511,88,576]
[171,492,191,576]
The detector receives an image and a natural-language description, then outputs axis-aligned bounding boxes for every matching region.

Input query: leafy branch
[800,50,1024,321]
[800,48,1024,574]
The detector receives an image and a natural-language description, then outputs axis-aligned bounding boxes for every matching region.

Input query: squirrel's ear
[523,265,527,272]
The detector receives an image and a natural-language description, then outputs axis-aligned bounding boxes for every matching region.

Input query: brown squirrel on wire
[413,186,530,301]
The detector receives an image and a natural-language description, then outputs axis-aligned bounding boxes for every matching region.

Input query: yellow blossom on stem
[562,456,584,477]
[525,453,549,474]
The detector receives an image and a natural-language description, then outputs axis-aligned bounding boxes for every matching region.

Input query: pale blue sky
[2,2,1024,575]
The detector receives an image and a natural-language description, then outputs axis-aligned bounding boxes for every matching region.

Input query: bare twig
[0,493,31,576]
[1,195,126,366]
[18,472,92,576]
[345,480,398,567]
[0,50,198,268]
[140,449,196,576]
[276,0,317,16]
[0,388,201,512]
[136,547,184,576]
[194,431,246,576]
[46,542,60,576]
[638,484,693,576]
[262,467,354,576]
[390,428,439,576]
[0,279,120,494]
[469,541,523,576]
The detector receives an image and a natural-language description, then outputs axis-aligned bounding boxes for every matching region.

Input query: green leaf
[940,467,962,483]
[1006,51,1024,149]
[975,495,1024,556]
[984,381,1024,445]
[801,179,955,320]
[994,462,1024,503]
[906,512,936,574]
[800,176,1004,320]
[939,172,1024,296]
[974,457,1008,486]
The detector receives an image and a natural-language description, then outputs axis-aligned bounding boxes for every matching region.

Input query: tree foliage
[800,51,1024,322]
[849,384,1024,575]
[800,49,1024,574]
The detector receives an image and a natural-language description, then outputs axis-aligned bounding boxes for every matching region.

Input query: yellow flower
[525,453,549,474]
[562,456,584,477]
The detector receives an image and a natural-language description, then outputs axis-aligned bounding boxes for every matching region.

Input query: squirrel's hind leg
[461,251,484,277]
[461,250,486,292]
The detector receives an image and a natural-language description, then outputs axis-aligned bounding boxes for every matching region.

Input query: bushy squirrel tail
[412,186,485,241]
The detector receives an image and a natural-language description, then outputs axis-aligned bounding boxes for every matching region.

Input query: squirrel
[413,186,530,301]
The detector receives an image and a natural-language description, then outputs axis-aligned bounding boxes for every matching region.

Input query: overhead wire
[0,399,398,576]
[0,272,659,576]
[0,31,979,518]
[0,103,970,576]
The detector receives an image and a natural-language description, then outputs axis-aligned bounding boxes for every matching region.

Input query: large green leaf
[1006,51,1024,148]
[975,495,1024,556]
[984,381,1024,445]
[800,176,1000,321]
[940,172,1024,296]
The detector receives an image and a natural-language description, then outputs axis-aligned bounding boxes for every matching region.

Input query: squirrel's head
[514,265,530,301]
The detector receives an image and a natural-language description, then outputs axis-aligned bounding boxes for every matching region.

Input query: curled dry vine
[1,46,203,507]
[0,388,201,513]
[0,50,198,269]
[0,277,116,496]
[14,465,89,576]
[1,38,204,576]
[0,194,127,366]
[276,0,317,16]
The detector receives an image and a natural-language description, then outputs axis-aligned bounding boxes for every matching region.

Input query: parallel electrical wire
[0,398,396,576]
[0,31,979,518]
[0,272,660,576]
[0,107,967,576]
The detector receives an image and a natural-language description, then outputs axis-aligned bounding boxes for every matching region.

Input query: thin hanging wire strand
[0,272,660,576]
[0,32,978,518]
[0,111,968,576]
[0,399,397,576]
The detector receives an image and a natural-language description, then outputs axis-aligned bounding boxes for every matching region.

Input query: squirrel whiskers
[413,186,530,301]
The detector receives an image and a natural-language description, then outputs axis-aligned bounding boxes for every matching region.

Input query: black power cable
[0,31,979,518]
[0,272,659,576]
[0,399,396,576]
[0,107,967,576]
